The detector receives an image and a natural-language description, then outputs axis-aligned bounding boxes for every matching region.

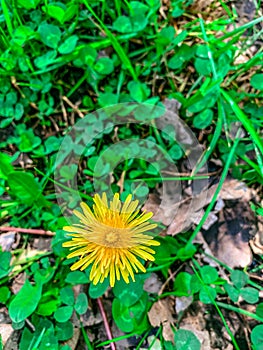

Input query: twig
[0,227,55,236]
[62,96,85,118]
[97,297,116,350]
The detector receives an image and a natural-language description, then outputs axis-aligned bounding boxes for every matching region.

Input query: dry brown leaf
[144,273,162,294]
[175,296,193,314]
[250,229,263,255]
[220,179,254,201]
[0,232,16,251]
[204,202,253,268]
[148,298,175,342]
[0,324,13,345]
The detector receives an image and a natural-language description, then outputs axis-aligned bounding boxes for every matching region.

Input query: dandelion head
[63,193,160,287]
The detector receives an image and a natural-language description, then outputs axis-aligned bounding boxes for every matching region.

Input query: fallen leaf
[220,179,254,201]
[144,273,162,294]
[0,232,16,251]
[148,298,175,342]
[203,201,253,268]
[175,296,193,315]
[0,324,13,345]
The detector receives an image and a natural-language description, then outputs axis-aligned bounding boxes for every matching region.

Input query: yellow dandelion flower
[63,192,160,287]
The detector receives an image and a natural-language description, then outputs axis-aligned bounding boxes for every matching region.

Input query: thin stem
[0,226,54,236]
[186,129,242,247]
[97,297,116,350]
[217,302,263,323]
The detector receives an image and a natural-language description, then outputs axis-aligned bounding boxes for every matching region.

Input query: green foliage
[251,325,263,350]
[174,329,200,350]
[112,276,150,333]
[9,280,42,323]
[0,251,12,279]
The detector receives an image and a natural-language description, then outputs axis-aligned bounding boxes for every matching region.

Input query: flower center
[105,231,119,244]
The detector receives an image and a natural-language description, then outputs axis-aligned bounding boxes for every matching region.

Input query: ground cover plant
[0,0,263,349]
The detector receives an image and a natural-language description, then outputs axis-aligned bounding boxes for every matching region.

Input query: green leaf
[13,25,34,45]
[98,92,119,107]
[0,152,13,180]
[44,136,62,154]
[20,328,33,350]
[200,266,218,284]
[37,297,60,316]
[59,164,78,181]
[73,45,97,67]
[113,16,132,33]
[89,279,109,299]
[38,23,62,49]
[9,280,42,323]
[224,283,239,303]
[251,325,263,350]
[52,230,69,258]
[17,0,40,9]
[0,251,11,279]
[113,276,145,307]
[63,4,78,22]
[168,143,183,160]
[230,270,249,290]
[177,244,197,261]
[112,298,134,332]
[58,35,78,54]
[43,4,65,23]
[65,271,89,284]
[251,74,263,90]
[168,44,194,69]
[94,57,114,75]
[14,103,24,120]
[55,321,73,341]
[194,57,212,76]
[8,171,48,207]
[256,303,263,318]
[199,285,217,304]
[0,286,10,303]
[74,293,88,315]
[174,329,201,350]
[190,275,202,294]
[240,287,259,304]
[54,306,73,322]
[112,292,149,333]
[127,81,150,102]
[173,272,192,296]
[60,287,74,306]
[193,109,213,129]
[34,50,57,69]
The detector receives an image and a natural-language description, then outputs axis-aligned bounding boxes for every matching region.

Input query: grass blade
[220,89,263,156]
[83,0,138,81]
[1,0,13,36]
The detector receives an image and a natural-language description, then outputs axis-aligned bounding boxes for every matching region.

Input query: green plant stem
[193,97,224,175]
[203,252,263,291]
[1,0,13,36]
[199,18,218,80]
[217,302,263,322]
[135,328,151,349]
[96,331,140,347]
[186,130,242,248]
[217,16,263,41]
[133,175,209,182]
[220,89,263,156]
[79,319,94,350]
[34,168,93,201]
[192,260,241,350]
[83,0,138,81]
